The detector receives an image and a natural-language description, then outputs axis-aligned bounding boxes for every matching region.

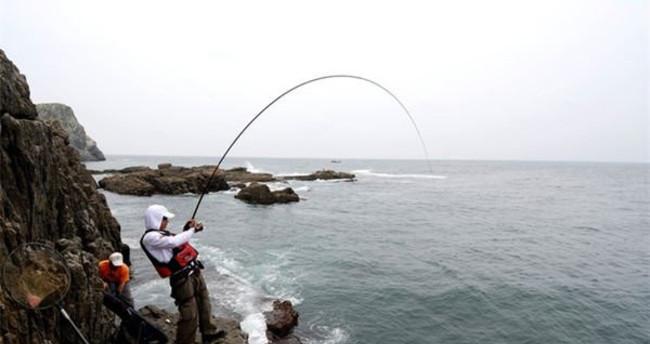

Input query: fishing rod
[191,74,432,219]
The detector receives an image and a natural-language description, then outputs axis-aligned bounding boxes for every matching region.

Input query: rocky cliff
[0,49,122,343]
[36,103,106,161]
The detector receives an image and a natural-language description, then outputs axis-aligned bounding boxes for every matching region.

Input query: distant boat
[330,160,342,163]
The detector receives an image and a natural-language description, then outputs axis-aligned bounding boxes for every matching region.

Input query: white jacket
[141,204,197,263]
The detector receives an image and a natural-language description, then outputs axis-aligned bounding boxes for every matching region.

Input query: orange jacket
[98,260,130,285]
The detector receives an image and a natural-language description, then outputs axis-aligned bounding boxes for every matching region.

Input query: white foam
[266,181,292,192]
[245,161,271,174]
[241,313,269,344]
[293,186,311,193]
[352,169,446,179]
[314,178,353,183]
[304,326,349,344]
[223,188,240,195]
[195,244,302,341]
[277,172,310,177]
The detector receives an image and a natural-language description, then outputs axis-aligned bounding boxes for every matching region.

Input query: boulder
[282,170,355,181]
[157,162,172,169]
[36,102,106,161]
[235,183,299,205]
[134,305,248,344]
[265,300,299,338]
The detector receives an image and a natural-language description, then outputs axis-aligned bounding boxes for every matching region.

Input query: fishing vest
[140,229,199,278]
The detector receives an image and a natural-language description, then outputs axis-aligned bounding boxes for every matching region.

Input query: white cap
[109,252,124,267]
[144,204,175,230]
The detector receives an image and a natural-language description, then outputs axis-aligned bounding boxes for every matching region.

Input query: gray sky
[1,0,648,162]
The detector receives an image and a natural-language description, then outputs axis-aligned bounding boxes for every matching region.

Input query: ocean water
[86,156,650,344]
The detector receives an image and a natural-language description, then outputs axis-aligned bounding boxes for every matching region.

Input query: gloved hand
[183,219,196,231]
[195,222,204,232]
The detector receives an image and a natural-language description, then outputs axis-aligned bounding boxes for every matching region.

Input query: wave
[351,169,446,179]
[245,161,271,174]
[266,181,292,192]
[304,318,349,344]
[293,186,311,193]
[223,188,241,195]
[195,244,302,344]
[241,313,269,344]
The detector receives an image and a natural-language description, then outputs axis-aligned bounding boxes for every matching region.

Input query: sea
[85,156,649,344]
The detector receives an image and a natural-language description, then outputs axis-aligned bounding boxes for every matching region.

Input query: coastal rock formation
[88,166,152,175]
[98,165,232,196]
[265,300,300,343]
[36,102,106,161]
[97,165,275,196]
[135,305,248,344]
[235,183,300,205]
[0,50,122,343]
[0,50,37,120]
[283,170,355,181]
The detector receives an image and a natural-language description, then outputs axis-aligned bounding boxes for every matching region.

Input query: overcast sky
[1,0,647,162]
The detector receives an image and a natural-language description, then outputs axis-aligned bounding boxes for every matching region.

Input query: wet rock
[36,103,106,161]
[235,183,299,205]
[137,305,247,344]
[282,170,355,181]
[265,300,299,338]
[0,49,122,343]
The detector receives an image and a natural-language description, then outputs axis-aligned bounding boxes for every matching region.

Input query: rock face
[283,170,355,181]
[36,103,106,161]
[135,305,248,344]
[0,50,122,343]
[0,50,37,120]
[235,183,300,205]
[265,300,301,343]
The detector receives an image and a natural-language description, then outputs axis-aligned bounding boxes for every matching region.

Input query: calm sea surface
[86,156,649,344]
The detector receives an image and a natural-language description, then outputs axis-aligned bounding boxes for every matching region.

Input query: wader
[170,266,219,344]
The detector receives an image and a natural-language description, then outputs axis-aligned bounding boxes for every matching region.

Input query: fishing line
[192,74,432,219]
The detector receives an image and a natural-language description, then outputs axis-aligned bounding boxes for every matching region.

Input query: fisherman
[140,204,224,344]
[98,252,134,307]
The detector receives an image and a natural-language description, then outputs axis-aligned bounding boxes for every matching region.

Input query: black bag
[103,292,168,343]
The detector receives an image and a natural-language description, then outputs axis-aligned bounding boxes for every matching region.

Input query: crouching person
[98,252,134,307]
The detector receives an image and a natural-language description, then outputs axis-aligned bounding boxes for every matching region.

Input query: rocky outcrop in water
[97,164,276,196]
[96,165,252,196]
[36,103,106,161]
[265,300,301,343]
[235,183,300,205]
[283,170,355,181]
[0,49,122,343]
[94,165,354,199]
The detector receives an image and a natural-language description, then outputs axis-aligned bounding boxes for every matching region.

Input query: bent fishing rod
[191,74,432,219]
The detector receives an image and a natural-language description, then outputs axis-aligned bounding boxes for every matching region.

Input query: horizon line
[96,153,650,165]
